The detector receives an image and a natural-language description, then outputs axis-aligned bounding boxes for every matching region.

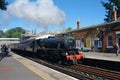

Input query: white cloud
[6,0,66,27]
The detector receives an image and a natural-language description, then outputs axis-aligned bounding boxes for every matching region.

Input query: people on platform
[0,44,11,57]
[113,43,120,56]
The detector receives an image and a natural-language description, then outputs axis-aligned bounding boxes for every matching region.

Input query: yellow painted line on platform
[13,56,48,80]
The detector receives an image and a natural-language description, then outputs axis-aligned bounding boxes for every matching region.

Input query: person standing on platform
[113,43,120,56]
[1,45,8,56]
[7,46,11,55]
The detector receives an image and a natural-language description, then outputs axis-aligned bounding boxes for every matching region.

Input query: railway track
[71,65,120,80]
[26,57,120,80]
[14,51,120,80]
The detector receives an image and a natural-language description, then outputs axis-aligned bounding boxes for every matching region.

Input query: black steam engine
[10,35,83,64]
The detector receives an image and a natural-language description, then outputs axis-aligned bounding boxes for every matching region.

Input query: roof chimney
[112,6,117,21]
[77,18,80,29]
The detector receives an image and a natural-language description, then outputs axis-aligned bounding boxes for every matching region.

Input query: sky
[0,0,108,33]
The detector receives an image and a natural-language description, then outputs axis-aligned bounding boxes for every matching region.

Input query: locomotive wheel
[67,60,74,65]
[46,49,63,63]
[67,60,78,65]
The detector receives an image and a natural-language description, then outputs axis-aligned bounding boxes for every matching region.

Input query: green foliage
[101,0,120,22]
[3,27,25,38]
[12,32,21,38]
[0,0,8,10]
[66,27,72,32]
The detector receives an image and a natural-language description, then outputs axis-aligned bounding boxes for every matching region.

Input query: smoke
[5,0,66,28]
[0,11,9,30]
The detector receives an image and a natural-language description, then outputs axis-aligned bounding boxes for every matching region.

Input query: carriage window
[107,36,113,48]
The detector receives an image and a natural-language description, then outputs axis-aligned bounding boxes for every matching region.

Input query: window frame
[107,36,113,48]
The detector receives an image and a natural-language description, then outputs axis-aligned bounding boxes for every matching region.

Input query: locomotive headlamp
[66,52,68,55]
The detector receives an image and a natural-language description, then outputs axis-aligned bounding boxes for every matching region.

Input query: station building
[56,9,120,53]
[57,20,120,53]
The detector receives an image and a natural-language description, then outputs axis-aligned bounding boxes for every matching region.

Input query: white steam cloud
[6,0,66,27]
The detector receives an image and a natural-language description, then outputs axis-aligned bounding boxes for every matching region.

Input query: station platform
[0,52,78,80]
[82,52,120,62]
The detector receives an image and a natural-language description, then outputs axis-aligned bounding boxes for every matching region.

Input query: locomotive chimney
[77,18,80,29]
[112,6,117,21]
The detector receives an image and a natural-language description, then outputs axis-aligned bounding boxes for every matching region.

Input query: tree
[101,0,120,22]
[66,27,72,32]
[12,32,21,38]
[3,27,25,38]
[0,0,8,10]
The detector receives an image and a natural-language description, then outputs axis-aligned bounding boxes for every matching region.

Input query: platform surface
[0,53,78,80]
[0,56,43,80]
[82,52,120,62]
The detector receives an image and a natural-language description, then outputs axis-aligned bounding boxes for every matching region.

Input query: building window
[107,36,113,48]
[117,34,120,46]
[76,39,81,49]
[98,41,102,47]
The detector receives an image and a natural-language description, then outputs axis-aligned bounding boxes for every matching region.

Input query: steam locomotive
[10,35,83,64]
